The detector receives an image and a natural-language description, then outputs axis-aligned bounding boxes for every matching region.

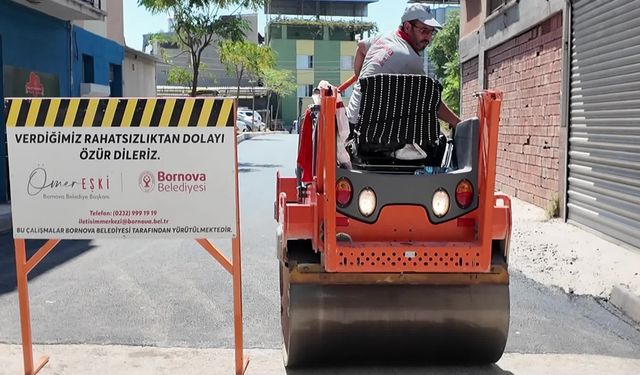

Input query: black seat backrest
[356,74,442,148]
[453,117,479,171]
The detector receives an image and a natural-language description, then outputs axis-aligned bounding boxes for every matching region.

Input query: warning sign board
[4,97,238,239]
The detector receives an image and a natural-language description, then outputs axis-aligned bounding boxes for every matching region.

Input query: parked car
[237,109,266,132]
[236,118,250,133]
[238,108,262,121]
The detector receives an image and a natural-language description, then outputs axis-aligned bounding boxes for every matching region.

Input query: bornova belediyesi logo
[138,171,155,192]
[138,171,207,194]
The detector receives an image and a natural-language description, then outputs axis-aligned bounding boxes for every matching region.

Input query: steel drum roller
[280,264,510,366]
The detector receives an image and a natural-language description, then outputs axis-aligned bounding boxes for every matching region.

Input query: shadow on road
[285,364,514,375]
[0,236,95,295]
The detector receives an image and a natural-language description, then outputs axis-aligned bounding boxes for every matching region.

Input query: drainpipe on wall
[559,0,572,220]
[68,22,73,95]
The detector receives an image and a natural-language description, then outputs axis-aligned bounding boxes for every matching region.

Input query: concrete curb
[237,132,261,143]
[237,130,288,143]
[610,285,640,324]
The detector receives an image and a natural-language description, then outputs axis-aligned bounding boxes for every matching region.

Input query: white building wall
[124,50,157,97]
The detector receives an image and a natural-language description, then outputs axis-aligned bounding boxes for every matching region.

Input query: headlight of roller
[432,189,450,218]
[358,188,376,217]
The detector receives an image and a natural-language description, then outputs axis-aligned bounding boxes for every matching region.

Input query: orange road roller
[275,74,512,366]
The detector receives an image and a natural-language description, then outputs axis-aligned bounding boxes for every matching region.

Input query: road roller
[274,74,512,366]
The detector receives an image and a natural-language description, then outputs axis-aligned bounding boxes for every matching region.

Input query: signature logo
[27,167,79,196]
[138,171,155,192]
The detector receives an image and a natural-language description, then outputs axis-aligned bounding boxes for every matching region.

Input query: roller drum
[280,266,510,367]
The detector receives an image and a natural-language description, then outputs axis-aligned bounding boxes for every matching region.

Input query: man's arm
[437,102,461,128]
[353,41,367,77]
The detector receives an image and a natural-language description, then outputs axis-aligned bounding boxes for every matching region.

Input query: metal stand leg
[15,239,49,375]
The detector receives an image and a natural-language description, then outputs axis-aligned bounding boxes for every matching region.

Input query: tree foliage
[428,10,460,115]
[166,66,193,86]
[139,0,266,96]
[140,0,264,11]
[269,17,378,34]
[263,69,297,123]
[219,40,276,100]
[263,69,296,98]
[441,57,460,115]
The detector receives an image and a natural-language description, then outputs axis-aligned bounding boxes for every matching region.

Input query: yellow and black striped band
[3,98,236,128]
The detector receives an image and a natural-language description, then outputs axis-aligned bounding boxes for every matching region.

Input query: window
[288,25,323,40]
[159,41,179,49]
[296,55,314,69]
[340,55,354,71]
[269,25,283,40]
[82,54,94,83]
[329,28,355,41]
[297,84,314,97]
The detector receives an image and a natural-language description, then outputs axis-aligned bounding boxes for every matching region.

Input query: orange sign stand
[12,128,248,375]
[14,236,248,374]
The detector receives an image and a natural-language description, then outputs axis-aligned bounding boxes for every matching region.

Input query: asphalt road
[1,134,639,366]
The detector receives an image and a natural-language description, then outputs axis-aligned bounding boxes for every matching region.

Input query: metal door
[568,0,640,248]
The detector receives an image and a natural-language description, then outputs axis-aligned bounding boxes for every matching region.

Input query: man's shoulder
[368,30,400,44]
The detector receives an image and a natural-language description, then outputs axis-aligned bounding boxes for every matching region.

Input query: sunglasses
[410,21,436,35]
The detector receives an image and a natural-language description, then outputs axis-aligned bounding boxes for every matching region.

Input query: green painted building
[266,1,377,128]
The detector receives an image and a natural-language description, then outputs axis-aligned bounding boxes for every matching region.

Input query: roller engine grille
[336,248,484,273]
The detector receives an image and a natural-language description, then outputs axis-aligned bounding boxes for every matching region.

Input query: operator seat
[352,74,445,167]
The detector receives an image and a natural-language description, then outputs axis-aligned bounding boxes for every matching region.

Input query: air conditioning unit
[80,83,111,97]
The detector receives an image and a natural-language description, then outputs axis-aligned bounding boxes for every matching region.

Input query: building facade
[266,0,378,128]
[268,20,373,127]
[72,0,125,97]
[460,0,640,249]
[145,14,259,89]
[124,47,159,97]
[1,0,126,203]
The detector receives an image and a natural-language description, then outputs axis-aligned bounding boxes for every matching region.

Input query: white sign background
[7,127,237,239]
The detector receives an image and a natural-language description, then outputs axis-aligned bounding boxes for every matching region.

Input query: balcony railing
[78,0,103,8]
[12,0,106,21]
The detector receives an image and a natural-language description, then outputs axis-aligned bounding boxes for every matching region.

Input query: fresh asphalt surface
[1,134,639,363]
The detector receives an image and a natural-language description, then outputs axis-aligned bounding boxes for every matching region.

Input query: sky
[123,0,412,51]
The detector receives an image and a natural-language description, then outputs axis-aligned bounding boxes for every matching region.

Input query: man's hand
[437,102,461,128]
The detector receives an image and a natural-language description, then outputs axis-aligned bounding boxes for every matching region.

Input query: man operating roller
[346,3,460,130]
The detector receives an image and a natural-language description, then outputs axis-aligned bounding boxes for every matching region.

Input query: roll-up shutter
[569,0,640,248]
